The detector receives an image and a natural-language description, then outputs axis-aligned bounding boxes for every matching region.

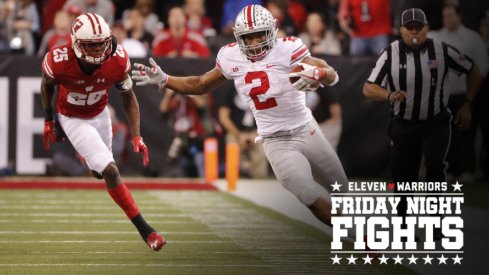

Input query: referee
[363,8,481,221]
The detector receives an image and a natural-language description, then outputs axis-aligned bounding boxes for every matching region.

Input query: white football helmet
[71,13,112,64]
[233,5,278,60]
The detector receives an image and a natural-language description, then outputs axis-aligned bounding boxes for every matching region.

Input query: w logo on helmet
[72,19,84,35]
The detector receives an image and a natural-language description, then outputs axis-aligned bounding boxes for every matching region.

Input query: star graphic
[452,181,463,192]
[378,254,389,264]
[393,254,403,264]
[347,254,357,264]
[452,254,463,264]
[407,254,418,265]
[438,254,448,265]
[362,254,372,264]
[331,254,341,264]
[331,181,342,192]
[423,254,433,265]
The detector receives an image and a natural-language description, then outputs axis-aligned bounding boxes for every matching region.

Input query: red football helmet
[71,13,112,64]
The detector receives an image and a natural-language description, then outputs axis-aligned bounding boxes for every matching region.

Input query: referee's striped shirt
[367,38,474,121]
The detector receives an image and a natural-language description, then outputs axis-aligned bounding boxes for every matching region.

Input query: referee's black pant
[388,111,451,217]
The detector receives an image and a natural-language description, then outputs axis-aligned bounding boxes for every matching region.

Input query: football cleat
[146,231,166,251]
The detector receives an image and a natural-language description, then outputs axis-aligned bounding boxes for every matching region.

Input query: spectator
[305,88,343,150]
[338,0,391,55]
[288,0,307,31]
[429,4,489,183]
[299,12,342,56]
[152,6,210,58]
[122,0,160,35]
[266,0,297,37]
[112,21,148,58]
[37,10,72,56]
[220,0,262,35]
[160,89,208,178]
[63,0,114,27]
[218,87,268,178]
[0,0,40,55]
[184,0,215,37]
[40,0,67,35]
[123,9,153,52]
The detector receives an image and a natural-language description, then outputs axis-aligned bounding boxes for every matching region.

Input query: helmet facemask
[235,29,277,60]
[73,37,112,64]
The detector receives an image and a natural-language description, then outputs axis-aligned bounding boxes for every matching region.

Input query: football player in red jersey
[40,13,165,251]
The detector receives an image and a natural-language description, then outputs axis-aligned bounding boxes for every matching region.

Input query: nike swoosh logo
[266,64,276,68]
[310,129,316,135]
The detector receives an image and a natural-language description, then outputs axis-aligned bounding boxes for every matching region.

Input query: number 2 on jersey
[245,71,277,110]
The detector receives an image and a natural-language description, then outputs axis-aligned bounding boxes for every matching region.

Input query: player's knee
[102,162,120,188]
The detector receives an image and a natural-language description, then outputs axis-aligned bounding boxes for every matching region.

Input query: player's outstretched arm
[132,58,227,95]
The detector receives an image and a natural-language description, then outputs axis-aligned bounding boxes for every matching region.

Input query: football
[289,64,303,84]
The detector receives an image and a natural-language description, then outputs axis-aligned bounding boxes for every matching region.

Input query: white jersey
[216,37,313,136]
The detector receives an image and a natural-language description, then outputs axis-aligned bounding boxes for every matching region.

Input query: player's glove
[131,136,149,167]
[288,63,327,91]
[132,57,168,91]
[42,120,64,150]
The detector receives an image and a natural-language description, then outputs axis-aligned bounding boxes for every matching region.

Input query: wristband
[45,108,53,121]
[327,72,339,86]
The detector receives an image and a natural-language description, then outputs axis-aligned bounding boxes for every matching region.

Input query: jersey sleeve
[367,48,389,86]
[42,51,55,79]
[445,43,474,76]
[216,45,233,80]
[113,44,131,83]
[288,37,311,66]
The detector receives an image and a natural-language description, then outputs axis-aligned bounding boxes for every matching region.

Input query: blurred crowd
[1,0,488,182]
[0,0,486,58]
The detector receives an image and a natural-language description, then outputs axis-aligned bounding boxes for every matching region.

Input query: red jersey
[339,0,391,37]
[152,29,210,58]
[42,44,131,118]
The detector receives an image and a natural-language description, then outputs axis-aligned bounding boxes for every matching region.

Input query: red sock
[107,183,140,219]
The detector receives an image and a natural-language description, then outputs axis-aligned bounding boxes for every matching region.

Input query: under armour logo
[97,78,105,83]
[400,64,407,69]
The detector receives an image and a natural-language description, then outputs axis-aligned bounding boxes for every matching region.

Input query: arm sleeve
[216,47,232,79]
[446,44,474,76]
[42,52,55,78]
[366,49,388,86]
[289,37,311,66]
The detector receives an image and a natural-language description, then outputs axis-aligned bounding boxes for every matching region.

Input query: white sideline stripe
[0,219,191,224]
[0,251,247,255]
[0,205,120,210]
[0,240,231,244]
[0,213,190,218]
[0,264,270,268]
[0,231,213,235]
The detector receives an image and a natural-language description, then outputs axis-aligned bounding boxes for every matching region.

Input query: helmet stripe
[85,13,98,35]
[246,5,254,29]
[92,13,102,34]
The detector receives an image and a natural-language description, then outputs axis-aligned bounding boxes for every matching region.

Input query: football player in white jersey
[132,5,347,229]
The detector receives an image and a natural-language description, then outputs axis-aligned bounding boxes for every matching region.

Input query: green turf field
[0,190,416,274]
